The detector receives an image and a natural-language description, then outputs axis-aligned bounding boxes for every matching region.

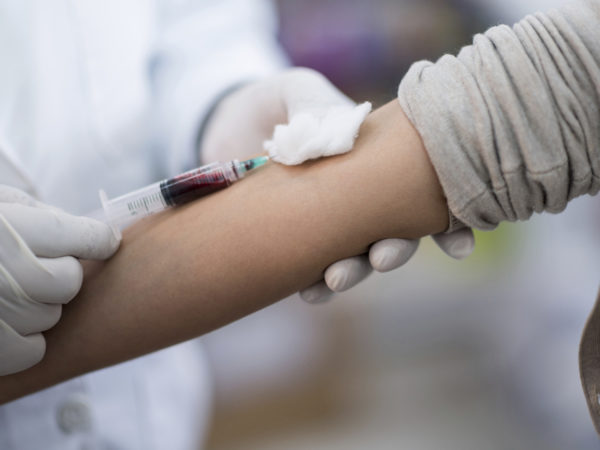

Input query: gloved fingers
[259,68,371,166]
[0,216,84,303]
[369,238,420,272]
[279,68,355,116]
[0,320,45,376]
[11,256,83,305]
[202,68,369,166]
[200,81,286,164]
[431,228,475,260]
[0,267,62,334]
[0,184,58,210]
[0,204,119,259]
[0,185,39,206]
[202,69,350,165]
[324,255,372,293]
[299,280,334,304]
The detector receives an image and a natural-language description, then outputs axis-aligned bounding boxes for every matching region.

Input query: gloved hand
[200,67,475,303]
[201,67,369,164]
[300,228,475,303]
[0,185,119,375]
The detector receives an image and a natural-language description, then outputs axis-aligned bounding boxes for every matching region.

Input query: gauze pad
[264,102,372,165]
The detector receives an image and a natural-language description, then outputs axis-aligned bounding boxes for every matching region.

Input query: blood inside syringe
[160,168,230,206]
[159,157,264,206]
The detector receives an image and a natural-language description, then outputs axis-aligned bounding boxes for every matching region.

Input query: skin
[0,101,448,403]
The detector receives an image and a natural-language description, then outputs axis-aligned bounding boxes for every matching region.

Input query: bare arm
[0,101,448,402]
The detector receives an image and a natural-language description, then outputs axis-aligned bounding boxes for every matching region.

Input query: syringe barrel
[100,181,167,231]
[160,161,238,207]
[99,157,267,233]
[100,161,232,231]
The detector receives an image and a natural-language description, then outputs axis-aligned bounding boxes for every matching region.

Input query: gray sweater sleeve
[398,0,600,230]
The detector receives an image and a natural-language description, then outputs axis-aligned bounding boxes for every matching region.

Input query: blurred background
[202,1,600,449]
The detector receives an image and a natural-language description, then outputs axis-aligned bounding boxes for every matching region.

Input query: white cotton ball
[264,101,372,165]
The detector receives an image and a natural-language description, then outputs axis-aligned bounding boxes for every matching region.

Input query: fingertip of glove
[94,221,121,259]
[450,243,474,260]
[27,333,46,367]
[369,239,419,272]
[299,281,333,304]
[63,258,84,302]
[447,231,475,260]
[370,248,398,272]
[433,228,475,260]
[325,256,373,292]
[77,216,122,260]
[0,331,46,376]
[324,267,349,292]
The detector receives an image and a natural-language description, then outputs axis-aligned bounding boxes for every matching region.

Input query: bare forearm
[0,101,448,402]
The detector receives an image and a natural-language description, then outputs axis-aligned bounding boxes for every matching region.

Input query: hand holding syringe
[92,156,269,237]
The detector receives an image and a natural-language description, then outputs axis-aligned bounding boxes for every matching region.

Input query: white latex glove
[0,185,120,375]
[201,67,371,164]
[200,68,475,304]
[301,228,475,303]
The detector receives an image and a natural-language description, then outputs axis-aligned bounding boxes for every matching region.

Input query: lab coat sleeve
[151,0,288,175]
[398,0,600,230]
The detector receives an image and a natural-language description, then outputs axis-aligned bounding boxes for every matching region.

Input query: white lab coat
[0,1,286,449]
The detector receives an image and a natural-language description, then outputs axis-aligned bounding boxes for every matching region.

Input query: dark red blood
[160,170,230,206]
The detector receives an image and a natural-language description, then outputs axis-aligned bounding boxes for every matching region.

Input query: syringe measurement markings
[126,192,166,215]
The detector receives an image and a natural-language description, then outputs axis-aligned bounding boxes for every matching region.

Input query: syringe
[98,155,269,236]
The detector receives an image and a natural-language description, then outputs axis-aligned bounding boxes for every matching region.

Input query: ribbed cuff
[446,208,467,233]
